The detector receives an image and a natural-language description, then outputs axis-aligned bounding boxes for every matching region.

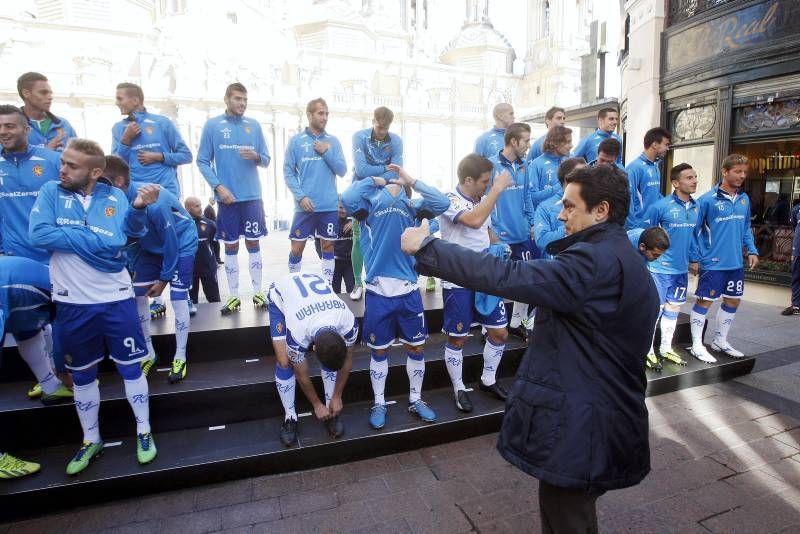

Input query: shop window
[734,99,800,136]
[671,105,716,142]
[732,139,800,279]
[670,144,715,196]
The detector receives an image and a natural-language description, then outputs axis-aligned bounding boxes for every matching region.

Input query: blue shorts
[56,299,149,370]
[650,272,689,305]
[509,239,540,261]
[442,287,507,336]
[216,199,267,242]
[3,308,51,339]
[363,290,427,349]
[695,268,745,300]
[132,252,194,298]
[290,211,338,241]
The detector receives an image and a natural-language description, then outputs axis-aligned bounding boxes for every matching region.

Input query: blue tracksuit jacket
[27,112,77,151]
[351,128,402,181]
[0,145,61,263]
[474,127,505,159]
[284,128,347,213]
[689,186,758,271]
[625,153,663,229]
[111,110,192,196]
[197,113,271,202]
[488,152,530,245]
[642,192,698,274]
[527,152,566,212]
[573,128,623,166]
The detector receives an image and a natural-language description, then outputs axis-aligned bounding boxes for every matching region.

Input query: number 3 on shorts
[245,221,259,235]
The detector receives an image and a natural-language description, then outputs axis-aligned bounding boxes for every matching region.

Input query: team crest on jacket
[105,207,116,217]
[145,126,154,135]
[244,127,251,134]
[32,165,44,177]
[200,223,207,232]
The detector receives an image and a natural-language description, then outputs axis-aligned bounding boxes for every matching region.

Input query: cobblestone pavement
[2,233,799,533]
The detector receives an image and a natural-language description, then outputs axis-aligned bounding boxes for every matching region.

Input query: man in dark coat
[204,196,222,264]
[401,165,659,533]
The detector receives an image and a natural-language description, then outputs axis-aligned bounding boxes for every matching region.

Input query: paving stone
[700,492,800,533]
[347,518,412,534]
[755,412,800,432]
[133,489,196,518]
[708,419,781,448]
[381,466,438,492]
[96,520,164,534]
[709,436,800,473]
[280,488,339,518]
[650,439,695,471]
[334,477,392,504]
[66,499,139,533]
[405,504,474,534]
[758,455,800,488]
[394,450,427,470]
[416,477,482,508]
[456,488,537,527]
[502,510,541,533]
[220,527,254,534]
[347,455,404,481]
[194,478,253,511]
[772,428,800,449]
[220,498,281,529]
[307,501,377,533]
[367,490,430,523]
[721,468,793,498]
[252,472,304,500]
[302,465,356,490]
[161,508,223,534]
[684,480,749,516]
[251,515,306,534]
[7,513,75,534]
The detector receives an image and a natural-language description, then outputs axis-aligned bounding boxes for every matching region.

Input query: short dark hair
[503,122,531,146]
[104,155,130,184]
[598,138,621,158]
[721,154,748,171]
[306,97,328,114]
[598,107,618,119]
[0,104,27,124]
[557,157,586,186]
[670,162,693,182]
[640,226,670,251]
[542,125,572,153]
[67,138,106,171]
[565,165,629,226]
[373,106,394,128]
[544,106,565,123]
[116,82,144,102]
[225,82,247,98]
[17,72,48,99]
[643,127,671,148]
[457,154,494,184]
[314,330,347,371]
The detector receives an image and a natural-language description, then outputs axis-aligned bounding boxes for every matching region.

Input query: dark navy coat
[414,222,659,491]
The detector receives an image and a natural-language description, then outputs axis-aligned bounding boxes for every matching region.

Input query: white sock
[275,365,297,420]
[248,250,262,293]
[288,253,302,274]
[17,332,60,394]
[714,304,737,345]
[123,374,151,435]
[370,354,388,405]
[510,302,526,328]
[152,295,165,306]
[321,366,337,407]
[172,298,190,361]
[74,380,101,443]
[526,306,537,331]
[481,338,504,386]
[406,353,425,403]
[659,311,678,353]
[225,252,240,297]
[321,251,335,286]
[444,344,465,392]
[42,324,54,359]
[690,305,708,350]
[650,307,662,354]
[136,296,156,360]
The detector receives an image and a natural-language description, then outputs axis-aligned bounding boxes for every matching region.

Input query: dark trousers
[539,480,604,534]
[211,240,221,263]
[792,255,800,307]
[332,258,354,294]
[190,273,221,303]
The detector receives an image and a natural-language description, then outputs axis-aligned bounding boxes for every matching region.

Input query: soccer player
[527,106,566,162]
[625,127,672,229]
[184,196,221,307]
[111,82,192,198]
[0,105,61,264]
[688,154,759,363]
[284,98,347,285]
[592,138,624,169]
[573,107,623,165]
[105,155,198,383]
[534,158,586,257]
[350,106,403,301]
[342,164,449,429]
[267,272,358,446]
[17,72,77,151]
[29,138,159,474]
[628,227,670,264]
[197,83,271,314]
[474,103,515,159]
[641,163,699,368]
[488,123,532,341]
[527,126,572,213]
[440,154,512,411]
